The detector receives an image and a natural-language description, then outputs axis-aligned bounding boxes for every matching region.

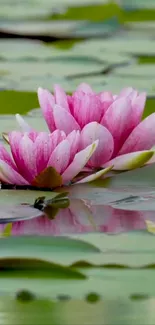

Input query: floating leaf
[0,204,43,224]
[0,189,67,223]
[0,257,86,279]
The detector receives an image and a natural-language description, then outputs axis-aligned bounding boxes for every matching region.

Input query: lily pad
[112,64,155,78]
[0,298,154,325]
[0,204,43,224]
[0,189,69,224]
[0,60,105,91]
[91,39,155,56]
[0,39,60,61]
[102,75,155,96]
[0,18,120,39]
[119,0,155,9]
[73,40,135,64]
[0,115,47,134]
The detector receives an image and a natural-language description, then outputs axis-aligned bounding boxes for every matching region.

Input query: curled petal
[54,84,69,111]
[62,140,98,184]
[119,113,155,155]
[0,160,28,185]
[104,150,154,171]
[80,122,114,167]
[53,104,81,135]
[38,87,56,132]
[48,139,70,174]
[75,166,113,184]
[16,114,32,132]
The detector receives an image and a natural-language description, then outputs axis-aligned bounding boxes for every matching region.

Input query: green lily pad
[0,189,69,223]
[119,0,155,9]
[73,40,135,64]
[0,115,47,134]
[0,298,154,325]
[0,39,60,61]
[0,189,60,206]
[0,59,105,91]
[102,75,155,96]
[106,164,155,193]
[91,39,155,56]
[0,18,120,39]
[0,234,155,300]
[112,64,155,78]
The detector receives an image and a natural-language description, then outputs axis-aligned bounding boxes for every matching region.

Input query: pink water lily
[0,130,106,188]
[16,84,155,171]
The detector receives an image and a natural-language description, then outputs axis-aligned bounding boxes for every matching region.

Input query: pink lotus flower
[16,84,155,171]
[0,130,109,188]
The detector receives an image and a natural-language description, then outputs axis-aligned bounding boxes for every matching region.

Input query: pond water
[1,1,155,324]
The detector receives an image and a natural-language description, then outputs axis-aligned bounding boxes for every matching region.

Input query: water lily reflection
[1,199,154,236]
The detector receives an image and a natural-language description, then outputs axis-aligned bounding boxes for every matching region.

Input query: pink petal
[16,114,32,132]
[66,130,80,161]
[9,131,23,165]
[72,92,102,128]
[67,95,74,114]
[75,166,113,184]
[34,132,55,174]
[9,133,37,183]
[19,134,37,182]
[119,87,135,97]
[119,113,155,155]
[53,104,81,135]
[35,130,66,172]
[131,92,146,127]
[27,131,39,142]
[48,139,70,174]
[76,83,94,94]
[0,144,17,170]
[101,97,133,156]
[98,91,113,115]
[80,122,114,167]
[49,129,66,149]
[54,84,69,111]
[38,87,56,132]
[104,150,154,170]
[0,160,29,185]
[62,140,98,184]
